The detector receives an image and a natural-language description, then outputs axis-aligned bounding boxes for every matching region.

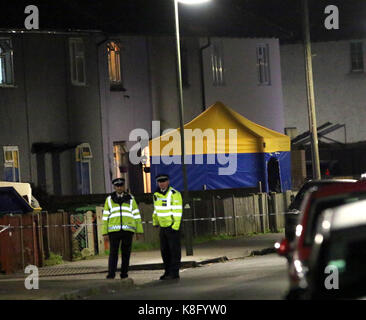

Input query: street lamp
[302,0,321,179]
[173,0,211,256]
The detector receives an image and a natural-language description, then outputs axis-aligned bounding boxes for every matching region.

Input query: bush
[43,252,64,267]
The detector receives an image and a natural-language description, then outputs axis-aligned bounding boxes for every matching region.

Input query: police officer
[102,178,143,279]
[153,174,183,280]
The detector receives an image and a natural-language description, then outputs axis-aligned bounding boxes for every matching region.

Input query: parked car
[278,179,357,255]
[283,181,366,298]
[289,199,366,299]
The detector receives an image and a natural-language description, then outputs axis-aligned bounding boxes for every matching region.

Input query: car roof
[319,199,366,231]
[305,179,357,185]
[311,180,366,199]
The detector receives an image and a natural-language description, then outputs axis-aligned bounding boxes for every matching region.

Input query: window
[256,43,271,85]
[0,38,14,86]
[69,38,86,86]
[75,143,93,194]
[350,42,364,73]
[211,41,225,86]
[3,146,20,182]
[107,41,124,90]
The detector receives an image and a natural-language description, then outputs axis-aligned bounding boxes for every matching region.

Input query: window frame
[107,40,125,91]
[256,43,271,86]
[3,146,20,182]
[350,41,364,73]
[69,38,86,86]
[211,41,225,87]
[0,38,15,87]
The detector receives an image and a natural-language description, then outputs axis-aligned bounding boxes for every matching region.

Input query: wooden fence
[96,191,294,245]
[0,213,43,274]
[0,191,294,274]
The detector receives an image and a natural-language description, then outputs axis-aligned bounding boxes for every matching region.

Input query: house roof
[149,101,290,156]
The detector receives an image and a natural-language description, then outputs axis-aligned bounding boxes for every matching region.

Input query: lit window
[0,38,14,86]
[256,44,271,85]
[211,41,225,86]
[3,146,20,182]
[69,38,86,86]
[107,41,124,90]
[350,42,364,73]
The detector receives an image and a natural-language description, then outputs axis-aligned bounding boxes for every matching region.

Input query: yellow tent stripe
[149,101,290,156]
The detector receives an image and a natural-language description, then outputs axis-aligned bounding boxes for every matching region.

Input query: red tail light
[275,238,290,256]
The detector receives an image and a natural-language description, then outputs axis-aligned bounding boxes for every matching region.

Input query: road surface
[89,254,289,300]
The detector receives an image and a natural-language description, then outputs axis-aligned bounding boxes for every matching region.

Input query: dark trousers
[108,230,133,277]
[159,227,181,276]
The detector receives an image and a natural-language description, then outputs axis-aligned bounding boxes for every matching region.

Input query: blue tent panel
[150,153,277,191]
[150,152,291,192]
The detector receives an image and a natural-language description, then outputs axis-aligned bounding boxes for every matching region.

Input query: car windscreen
[304,192,366,247]
[289,182,316,211]
[314,227,366,298]
[289,181,339,211]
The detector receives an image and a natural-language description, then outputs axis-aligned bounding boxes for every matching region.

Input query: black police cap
[155,174,169,182]
[112,178,125,186]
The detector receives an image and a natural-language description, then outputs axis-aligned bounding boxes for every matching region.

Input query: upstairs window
[350,41,364,73]
[256,43,271,85]
[69,38,86,86]
[0,38,14,86]
[211,41,225,86]
[107,41,124,90]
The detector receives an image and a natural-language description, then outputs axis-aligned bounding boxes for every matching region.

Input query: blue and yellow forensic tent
[149,102,291,192]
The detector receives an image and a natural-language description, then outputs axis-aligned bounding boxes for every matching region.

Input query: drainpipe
[96,33,110,192]
[199,38,210,112]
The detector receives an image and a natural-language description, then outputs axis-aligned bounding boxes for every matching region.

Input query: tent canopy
[148,102,291,192]
[149,101,290,156]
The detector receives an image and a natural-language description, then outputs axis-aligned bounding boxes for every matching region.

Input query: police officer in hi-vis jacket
[153,174,183,280]
[102,178,143,279]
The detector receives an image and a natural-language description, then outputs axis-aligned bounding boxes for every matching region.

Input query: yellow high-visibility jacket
[153,186,183,231]
[102,192,143,235]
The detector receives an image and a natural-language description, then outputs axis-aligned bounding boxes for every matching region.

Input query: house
[281,39,366,144]
[0,29,287,195]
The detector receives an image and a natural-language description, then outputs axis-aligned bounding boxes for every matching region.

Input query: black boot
[159,273,168,280]
[162,274,179,280]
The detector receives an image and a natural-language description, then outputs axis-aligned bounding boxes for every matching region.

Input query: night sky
[0,0,366,43]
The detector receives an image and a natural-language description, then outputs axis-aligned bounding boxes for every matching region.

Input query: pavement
[0,232,283,300]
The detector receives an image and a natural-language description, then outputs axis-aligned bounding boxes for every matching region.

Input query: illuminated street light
[178,0,210,4]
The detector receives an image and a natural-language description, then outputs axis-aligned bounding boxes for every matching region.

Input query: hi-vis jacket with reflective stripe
[153,186,183,231]
[102,193,143,235]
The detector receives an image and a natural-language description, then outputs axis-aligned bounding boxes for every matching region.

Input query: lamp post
[302,0,321,179]
[173,0,211,256]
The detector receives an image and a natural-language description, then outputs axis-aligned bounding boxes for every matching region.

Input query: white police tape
[0,211,293,231]
[0,224,11,233]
